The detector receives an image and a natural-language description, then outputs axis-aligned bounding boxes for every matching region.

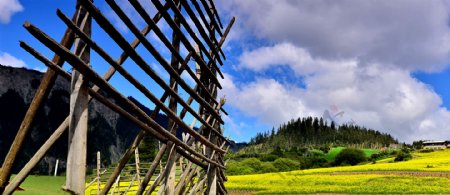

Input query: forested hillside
[0,65,163,174]
[246,116,398,152]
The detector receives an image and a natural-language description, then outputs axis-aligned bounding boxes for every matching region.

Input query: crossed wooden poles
[0,0,234,194]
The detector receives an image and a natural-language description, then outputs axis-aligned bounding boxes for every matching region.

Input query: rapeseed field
[226,149,450,194]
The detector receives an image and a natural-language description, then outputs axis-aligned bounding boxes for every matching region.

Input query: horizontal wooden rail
[20,40,226,168]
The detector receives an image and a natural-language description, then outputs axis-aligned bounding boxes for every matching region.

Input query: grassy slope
[324,147,380,161]
[13,175,66,195]
[227,149,450,194]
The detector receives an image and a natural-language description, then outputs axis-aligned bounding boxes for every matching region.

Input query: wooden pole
[111,0,219,108]
[15,0,234,193]
[0,7,77,194]
[4,14,162,191]
[134,148,141,183]
[97,151,101,195]
[64,3,91,193]
[76,0,227,144]
[19,36,224,165]
[164,0,180,193]
[54,159,59,176]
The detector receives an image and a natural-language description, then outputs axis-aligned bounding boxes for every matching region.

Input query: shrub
[401,147,412,153]
[394,151,412,162]
[333,148,367,166]
[369,153,380,161]
[306,149,325,157]
[259,154,279,162]
[419,148,434,153]
[389,150,398,155]
[300,156,327,169]
[273,158,300,172]
[226,160,254,175]
[241,158,262,171]
[261,162,278,173]
[319,146,330,154]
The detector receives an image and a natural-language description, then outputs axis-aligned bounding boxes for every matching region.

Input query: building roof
[423,140,448,144]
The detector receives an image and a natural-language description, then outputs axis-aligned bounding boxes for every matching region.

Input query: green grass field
[226,149,450,194]
[12,175,66,195]
[323,147,380,161]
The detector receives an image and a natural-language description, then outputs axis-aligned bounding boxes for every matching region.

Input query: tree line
[249,116,398,150]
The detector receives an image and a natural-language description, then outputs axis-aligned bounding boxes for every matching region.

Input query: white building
[423,141,450,150]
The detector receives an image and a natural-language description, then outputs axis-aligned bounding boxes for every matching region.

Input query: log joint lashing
[11,0,234,194]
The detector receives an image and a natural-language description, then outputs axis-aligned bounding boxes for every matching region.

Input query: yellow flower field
[226,149,450,194]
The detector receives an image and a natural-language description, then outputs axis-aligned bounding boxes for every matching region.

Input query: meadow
[226,148,450,194]
[323,146,379,161]
[11,149,450,194]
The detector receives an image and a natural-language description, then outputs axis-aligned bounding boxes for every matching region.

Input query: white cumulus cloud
[0,52,26,68]
[222,43,450,142]
[0,0,23,24]
[219,0,450,72]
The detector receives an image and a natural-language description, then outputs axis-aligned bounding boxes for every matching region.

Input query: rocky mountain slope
[0,64,153,174]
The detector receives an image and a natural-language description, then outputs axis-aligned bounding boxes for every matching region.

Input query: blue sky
[1,0,450,143]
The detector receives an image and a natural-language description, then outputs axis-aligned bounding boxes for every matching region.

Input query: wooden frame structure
[0,0,234,194]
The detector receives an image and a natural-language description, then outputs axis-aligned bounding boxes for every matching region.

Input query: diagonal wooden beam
[151,0,225,79]
[20,40,223,168]
[0,6,79,194]
[79,0,224,124]
[3,8,169,193]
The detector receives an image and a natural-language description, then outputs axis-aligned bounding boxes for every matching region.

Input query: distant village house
[422,140,450,149]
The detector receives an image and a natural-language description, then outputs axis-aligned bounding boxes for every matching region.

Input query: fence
[0,0,234,194]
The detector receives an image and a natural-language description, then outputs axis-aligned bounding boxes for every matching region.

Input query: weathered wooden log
[6,15,163,194]
[111,0,218,106]
[58,8,227,143]
[19,40,226,165]
[151,0,225,79]
[200,0,223,36]
[208,0,224,29]
[103,0,227,138]
[79,0,224,125]
[184,0,225,60]
[64,4,91,193]
[99,18,234,193]
[0,7,78,194]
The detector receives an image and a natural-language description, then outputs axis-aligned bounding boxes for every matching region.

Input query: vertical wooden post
[205,142,218,195]
[0,8,78,194]
[97,151,101,195]
[164,0,181,193]
[65,2,91,194]
[134,148,141,183]
[158,141,163,174]
[54,159,59,176]
[206,1,218,193]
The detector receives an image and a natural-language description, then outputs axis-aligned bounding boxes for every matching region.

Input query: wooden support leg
[0,7,78,195]
[97,151,101,195]
[64,4,91,194]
